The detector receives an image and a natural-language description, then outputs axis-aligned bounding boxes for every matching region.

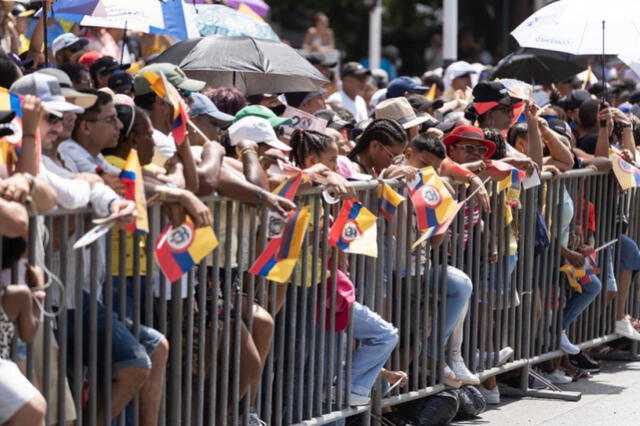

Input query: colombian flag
[486,160,525,192]
[377,182,404,223]
[407,166,458,231]
[560,257,598,294]
[120,149,149,233]
[273,171,304,201]
[155,220,218,283]
[609,148,640,190]
[249,207,310,283]
[143,71,189,145]
[328,199,378,257]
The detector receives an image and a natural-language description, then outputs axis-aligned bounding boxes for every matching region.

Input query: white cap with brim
[229,116,292,152]
[36,68,97,110]
[10,73,84,117]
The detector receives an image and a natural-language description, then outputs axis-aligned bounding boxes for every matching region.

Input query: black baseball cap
[547,118,572,139]
[90,56,129,78]
[108,71,134,93]
[472,81,521,106]
[304,52,337,68]
[407,94,443,112]
[342,62,371,78]
[559,89,591,110]
[314,109,352,130]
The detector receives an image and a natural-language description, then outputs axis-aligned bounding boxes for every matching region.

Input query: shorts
[64,291,164,380]
[0,358,40,424]
[620,234,640,272]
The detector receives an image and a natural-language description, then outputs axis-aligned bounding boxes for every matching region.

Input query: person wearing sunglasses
[51,33,89,67]
[466,81,523,131]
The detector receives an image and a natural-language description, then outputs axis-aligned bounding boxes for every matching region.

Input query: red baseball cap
[442,125,496,159]
[78,50,102,68]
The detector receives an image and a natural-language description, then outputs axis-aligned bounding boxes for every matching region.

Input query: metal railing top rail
[35,168,609,218]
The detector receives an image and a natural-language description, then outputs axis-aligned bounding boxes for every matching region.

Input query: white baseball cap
[52,33,88,56]
[228,116,292,152]
[10,73,85,117]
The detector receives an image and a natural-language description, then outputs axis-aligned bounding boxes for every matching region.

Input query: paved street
[454,360,640,426]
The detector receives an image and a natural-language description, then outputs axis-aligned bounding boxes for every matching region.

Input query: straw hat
[375,97,430,129]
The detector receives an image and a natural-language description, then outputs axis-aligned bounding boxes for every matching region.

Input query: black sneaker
[569,352,601,373]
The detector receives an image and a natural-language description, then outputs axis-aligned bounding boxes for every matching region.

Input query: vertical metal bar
[88,240,98,426]
[57,215,69,426]
[207,201,221,426]
[103,228,114,426]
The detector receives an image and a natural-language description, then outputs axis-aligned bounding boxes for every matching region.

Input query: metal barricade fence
[8,169,638,425]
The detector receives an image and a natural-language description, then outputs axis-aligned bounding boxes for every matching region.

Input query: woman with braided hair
[341,118,416,180]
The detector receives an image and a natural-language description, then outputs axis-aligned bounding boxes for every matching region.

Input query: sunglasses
[455,143,488,156]
[378,142,405,165]
[46,114,62,125]
[274,126,285,137]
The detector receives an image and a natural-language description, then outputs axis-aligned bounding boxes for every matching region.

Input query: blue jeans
[350,302,399,397]
[443,266,473,341]
[562,274,602,330]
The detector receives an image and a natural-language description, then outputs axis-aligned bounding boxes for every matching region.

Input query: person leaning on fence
[402,133,475,389]
[133,63,202,194]
[287,129,406,407]
[575,100,640,342]
[46,87,169,426]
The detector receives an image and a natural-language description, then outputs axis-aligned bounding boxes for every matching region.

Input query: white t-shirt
[326,90,369,123]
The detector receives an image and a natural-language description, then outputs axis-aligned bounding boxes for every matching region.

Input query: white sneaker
[616,317,640,341]
[247,412,267,426]
[349,393,371,406]
[450,357,481,385]
[476,346,514,366]
[560,331,580,355]
[478,385,500,404]
[541,370,572,385]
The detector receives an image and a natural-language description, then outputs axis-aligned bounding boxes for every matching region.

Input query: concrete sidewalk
[454,360,640,425]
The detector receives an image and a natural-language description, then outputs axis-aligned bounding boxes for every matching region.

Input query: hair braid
[348,118,406,160]
[289,129,333,167]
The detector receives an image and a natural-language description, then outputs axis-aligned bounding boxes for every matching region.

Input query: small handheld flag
[328,199,378,257]
[120,149,149,233]
[377,182,404,223]
[249,207,311,283]
[407,167,459,231]
[272,170,305,201]
[143,71,189,145]
[155,220,218,282]
[609,148,640,190]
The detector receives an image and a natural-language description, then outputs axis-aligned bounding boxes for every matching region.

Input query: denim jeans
[562,273,602,330]
[443,266,473,341]
[350,301,399,397]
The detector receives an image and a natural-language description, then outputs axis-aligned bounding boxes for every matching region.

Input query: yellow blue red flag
[328,199,378,257]
[143,71,189,145]
[120,149,149,234]
[407,166,458,231]
[377,182,404,223]
[609,148,640,190]
[249,207,310,283]
[560,256,598,294]
[155,220,219,282]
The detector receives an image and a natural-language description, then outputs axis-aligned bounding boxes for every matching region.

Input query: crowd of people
[1,2,640,426]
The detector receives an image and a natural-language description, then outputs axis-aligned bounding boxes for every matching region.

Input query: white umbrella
[511,0,640,56]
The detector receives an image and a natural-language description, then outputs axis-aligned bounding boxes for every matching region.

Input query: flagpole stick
[602,20,606,101]
[594,239,618,253]
[461,177,491,205]
[43,1,49,67]
[187,119,211,143]
[120,20,128,66]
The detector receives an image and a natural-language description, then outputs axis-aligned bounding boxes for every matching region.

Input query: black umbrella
[151,36,328,95]
[489,48,588,85]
